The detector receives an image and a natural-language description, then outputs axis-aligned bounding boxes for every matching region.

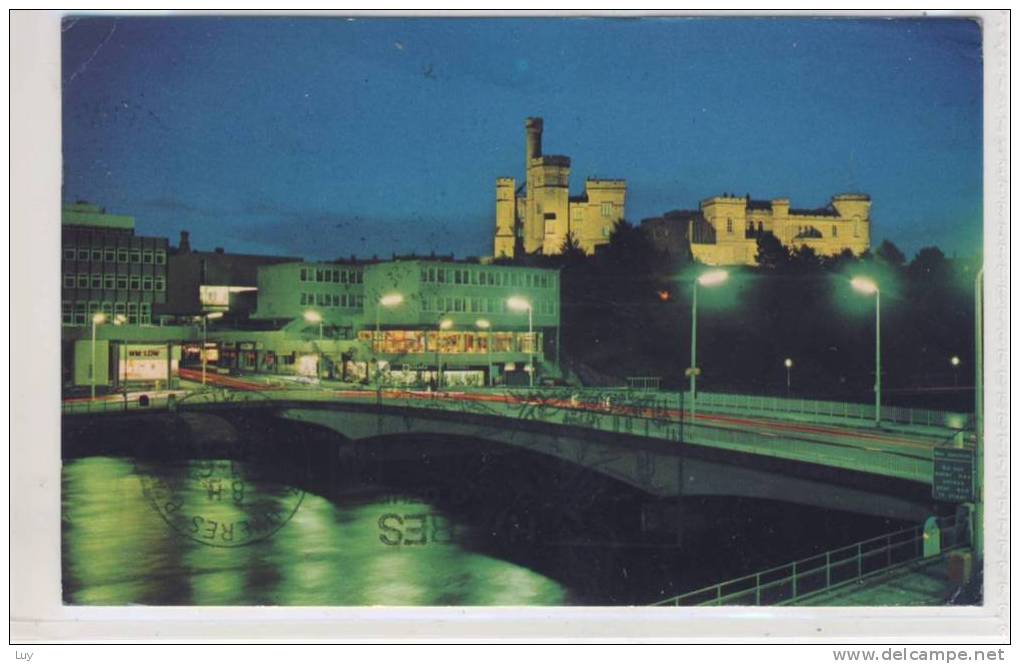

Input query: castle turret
[525,117,543,167]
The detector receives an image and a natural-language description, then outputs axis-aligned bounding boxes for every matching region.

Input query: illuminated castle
[493,117,627,258]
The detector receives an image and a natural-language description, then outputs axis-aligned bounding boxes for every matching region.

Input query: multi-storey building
[642,193,872,266]
[61,202,169,327]
[494,117,626,258]
[253,257,561,386]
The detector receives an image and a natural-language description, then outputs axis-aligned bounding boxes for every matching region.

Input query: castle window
[854,219,860,237]
[601,202,612,217]
[726,218,733,234]
[832,225,838,238]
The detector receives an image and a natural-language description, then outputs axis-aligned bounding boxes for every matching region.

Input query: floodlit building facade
[494,117,626,258]
[642,193,872,266]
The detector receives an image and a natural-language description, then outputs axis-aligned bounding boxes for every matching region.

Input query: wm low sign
[932,447,975,502]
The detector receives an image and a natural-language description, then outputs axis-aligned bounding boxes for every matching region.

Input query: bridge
[63,373,975,524]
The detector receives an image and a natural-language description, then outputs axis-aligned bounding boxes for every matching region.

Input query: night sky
[61,16,983,261]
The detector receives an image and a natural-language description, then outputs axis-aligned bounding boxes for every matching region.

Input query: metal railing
[695,391,972,431]
[652,516,966,607]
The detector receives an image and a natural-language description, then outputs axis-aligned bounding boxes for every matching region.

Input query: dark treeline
[502,224,980,410]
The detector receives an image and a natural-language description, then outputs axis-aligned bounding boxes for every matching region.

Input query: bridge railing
[651,515,967,607]
[695,391,973,431]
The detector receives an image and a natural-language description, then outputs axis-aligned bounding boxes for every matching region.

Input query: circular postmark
[135,414,309,548]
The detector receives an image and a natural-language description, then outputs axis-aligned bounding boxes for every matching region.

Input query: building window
[300,268,307,282]
[324,270,333,282]
[143,250,153,264]
[143,276,153,291]
[854,220,860,238]
[300,293,307,306]
[74,302,87,326]
[77,273,89,289]
[438,269,446,284]
[104,248,116,262]
[62,302,73,326]
[102,302,113,317]
[88,301,100,318]
[140,303,151,325]
[114,302,126,318]
[601,202,612,217]
[78,248,90,261]
[63,274,75,289]
[127,303,139,325]
[130,249,141,264]
[118,248,128,263]
[832,225,838,238]
[91,273,102,289]
[726,218,733,234]
[130,275,140,291]
[104,274,115,290]
[155,276,165,291]
[63,247,76,261]
[91,248,103,262]
[155,250,166,265]
[117,275,128,290]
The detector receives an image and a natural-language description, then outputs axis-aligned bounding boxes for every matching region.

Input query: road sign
[932,447,975,502]
[684,367,701,377]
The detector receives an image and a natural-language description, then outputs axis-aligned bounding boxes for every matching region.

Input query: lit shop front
[114,343,181,388]
[357,329,540,356]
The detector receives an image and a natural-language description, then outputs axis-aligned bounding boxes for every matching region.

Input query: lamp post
[689,269,728,423]
[851,276,881,426]
[476,319,492,387]
[507,296,534,388]
[784,358,794,394]
[950,355,960,387]
[90,312,107,400]
[198,311,224,386]
[436,318,453,390]
[375,293,404,386]
[304,309,323,379]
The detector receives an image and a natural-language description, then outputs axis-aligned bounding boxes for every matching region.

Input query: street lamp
[197,311,224,386]
[304,309,324,379]
[436,318,453,390]
[374,293,404,385]
[476,319,492,388]
[950,355,961,387]
[507,296,534,388]
[689,269,729,423]
[851,276,881,426]
[784,357,794,394]
[90,312,107,400]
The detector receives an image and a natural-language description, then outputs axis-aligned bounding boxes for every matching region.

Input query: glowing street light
[476,318,493,387]
[850,276,882,426]
[196,311,224,386]
[507,296,534,388]
[784,357,794,393]
[950,355,961,386]
[689,269,729,422]
[435,317,454,390]
[374,293,404,385]
[90,312,107,400]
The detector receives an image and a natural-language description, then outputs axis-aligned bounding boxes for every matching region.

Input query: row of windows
[725,219,861,239]
[299,267,364,284]
[63,273,165,291]
[422,296,556,316]
[299,292,365,308]
[62,247,167,265]
[420,267,554,289]
[358,329,541,355]
[61,301,152,326]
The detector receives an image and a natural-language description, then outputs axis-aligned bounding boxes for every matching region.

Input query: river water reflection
[62,456,569,605]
